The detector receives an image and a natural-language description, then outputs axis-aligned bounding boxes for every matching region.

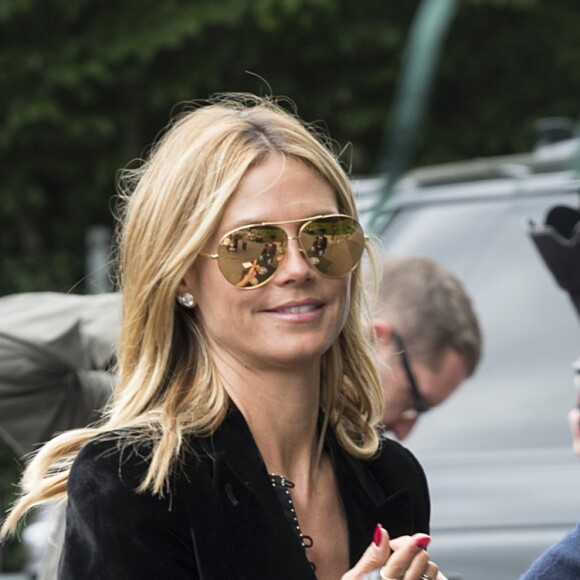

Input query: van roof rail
[401,138,579,187]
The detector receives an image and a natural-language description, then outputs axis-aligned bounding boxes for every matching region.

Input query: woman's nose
[273,237,313,285]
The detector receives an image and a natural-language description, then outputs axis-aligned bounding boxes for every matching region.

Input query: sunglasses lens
[216,225,287,288]
[213,215,365,288]
[300,216,365,277]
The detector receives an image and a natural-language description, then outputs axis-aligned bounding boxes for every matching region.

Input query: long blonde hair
[2,94,382,536]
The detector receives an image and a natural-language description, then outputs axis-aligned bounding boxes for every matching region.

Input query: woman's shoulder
[366,435,430,500]
[372,435,426,472]
[69,430,208,493]
[62,432,198,578]
[67,431,207,521]
[69,432,156,493]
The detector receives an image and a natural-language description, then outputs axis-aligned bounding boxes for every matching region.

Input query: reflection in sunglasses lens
[216,216,365,288]
[217,226,287,288]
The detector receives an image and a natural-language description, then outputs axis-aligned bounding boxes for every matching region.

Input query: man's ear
[372,319,393,346]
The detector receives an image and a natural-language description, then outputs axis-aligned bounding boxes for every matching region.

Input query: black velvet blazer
[59,407,430,579]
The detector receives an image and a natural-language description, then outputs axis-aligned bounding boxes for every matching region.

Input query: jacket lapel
[181,408,417,577]
[327,430,415,567]
[182,407,316,579]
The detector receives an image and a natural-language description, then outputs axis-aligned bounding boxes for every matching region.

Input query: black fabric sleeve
[372,437,431,534]
[58,438,197,580]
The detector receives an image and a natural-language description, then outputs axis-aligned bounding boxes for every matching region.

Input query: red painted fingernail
[416,536,431,549]
[373,524,382,546]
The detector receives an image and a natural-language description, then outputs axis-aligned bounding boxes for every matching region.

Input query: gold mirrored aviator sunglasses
[200,214,367,289]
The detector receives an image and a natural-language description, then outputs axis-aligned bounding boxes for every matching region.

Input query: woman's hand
[341,525,446,580]
[235,260,261,288]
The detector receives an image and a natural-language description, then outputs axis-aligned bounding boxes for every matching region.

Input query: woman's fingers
[395,547,429,578]
[342,529,446,580]
[341,525,391,580]
[380,534,434,580]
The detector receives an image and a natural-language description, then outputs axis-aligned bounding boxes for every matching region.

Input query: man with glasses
[372,256,482,440]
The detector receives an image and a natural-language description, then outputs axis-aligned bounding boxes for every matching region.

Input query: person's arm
[520,522,580,579]
[0,292,120,457]
[236,260,261,288]
[59,438,197,579]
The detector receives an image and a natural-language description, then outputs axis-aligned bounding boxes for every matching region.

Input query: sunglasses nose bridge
[273,232,315,278]
[281,234,307,258]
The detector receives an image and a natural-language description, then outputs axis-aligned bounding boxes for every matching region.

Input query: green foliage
[417,0,580,163]
[1,0,580,295]
[0,0,417,295]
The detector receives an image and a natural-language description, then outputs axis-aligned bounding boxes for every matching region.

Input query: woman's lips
[274,304,320,314]
[264,300,324,319]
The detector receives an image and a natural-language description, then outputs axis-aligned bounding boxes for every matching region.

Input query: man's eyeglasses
[201,214,366,289]
[391,330,430,415]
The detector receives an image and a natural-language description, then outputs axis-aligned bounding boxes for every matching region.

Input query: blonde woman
[2,95,444,580]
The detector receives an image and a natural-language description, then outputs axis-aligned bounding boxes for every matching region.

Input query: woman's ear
[176,269,197,308]
[178,279,190,294]
[178,267,195,294]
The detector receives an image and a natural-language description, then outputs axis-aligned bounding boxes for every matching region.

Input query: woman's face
[181,154,351,371]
